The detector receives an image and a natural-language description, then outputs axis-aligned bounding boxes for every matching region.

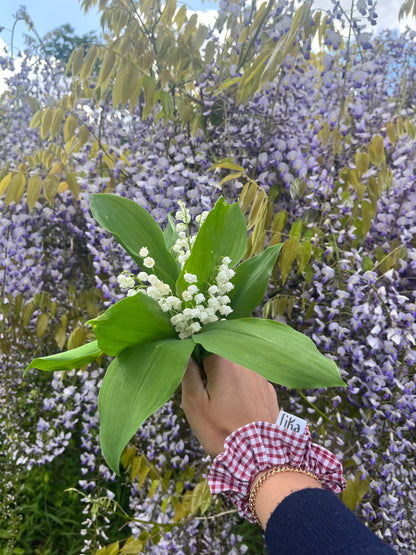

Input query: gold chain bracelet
[248,465,322,526]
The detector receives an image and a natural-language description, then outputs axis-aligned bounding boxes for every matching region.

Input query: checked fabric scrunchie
[207,411,346,523]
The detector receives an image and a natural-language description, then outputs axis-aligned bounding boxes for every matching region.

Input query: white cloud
[193,9,218,28]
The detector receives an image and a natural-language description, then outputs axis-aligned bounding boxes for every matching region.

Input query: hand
[181,354,279,457]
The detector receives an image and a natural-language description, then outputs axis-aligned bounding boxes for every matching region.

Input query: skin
[181,354,322,529]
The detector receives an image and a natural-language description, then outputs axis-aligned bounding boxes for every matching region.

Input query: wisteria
[0,0,415,552]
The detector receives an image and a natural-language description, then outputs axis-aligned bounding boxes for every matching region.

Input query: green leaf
[24,340,102,375]
[176,197,247,295]
[99,338,194,473]
[90,194,179,289]
[88,292,176,356]
[193,318,345,389]
[229,244,282,319]
[164,213,180,253]
[342,471,371,511]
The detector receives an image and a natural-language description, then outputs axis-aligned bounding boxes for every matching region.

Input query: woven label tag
[276,411,307,435]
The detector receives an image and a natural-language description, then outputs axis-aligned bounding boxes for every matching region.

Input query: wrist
[207,418,345,524]
[249,466,322,528]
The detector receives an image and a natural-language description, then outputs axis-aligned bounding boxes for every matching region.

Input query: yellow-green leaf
[72,46,85,77]
[78,124,90,145]
[142,75,156,119]
[5,173,26,207]
[37,313,49,338]
[22,301,36,327]
[205,40,216,64]
[355,152,369,176]
[43,175,60,205]
[64,115,78,143]
[49,107,66,139]
[175,4,187,31]
[120,540,143,554]
[194,24,208,51]
[55,327,67,350]
[40,107,54,139]
[369,134,385,166]
[297,239,312,274]
[148,479,159,501]
[207,160,245,173]
[386,121,396,146]
[80,44,99,80]
[0,174,12,196]
[97,49,116,88]
[361,200,374,237]
[30,109,42,129]
[67,326,87,350]
[66,173,81,198]
[279,236,299,284]
[161,0,176,24]
[96,542,120,555]
[27,175,43,210]
[342,472,371,511]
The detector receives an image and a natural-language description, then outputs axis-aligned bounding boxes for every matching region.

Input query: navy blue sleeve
[265,488,397,555]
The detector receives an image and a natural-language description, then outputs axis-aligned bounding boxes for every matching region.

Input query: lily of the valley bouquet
[26,194,345,473]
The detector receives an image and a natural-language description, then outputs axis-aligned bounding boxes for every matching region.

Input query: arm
[182,355,397,554]
[181,355,321,528]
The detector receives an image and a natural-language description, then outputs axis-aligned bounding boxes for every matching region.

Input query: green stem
[296,390,345,434]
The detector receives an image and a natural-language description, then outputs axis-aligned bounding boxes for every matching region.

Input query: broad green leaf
[163,213,180,253]
[90,194,179,289]
[99,338,194,473]
[229,244,282,319]
[176,197,247,295]
[193,318,345,389]
[24,340,102,375]
[88,292,176,356]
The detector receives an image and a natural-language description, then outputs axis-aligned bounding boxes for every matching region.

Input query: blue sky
[0,0,217,53]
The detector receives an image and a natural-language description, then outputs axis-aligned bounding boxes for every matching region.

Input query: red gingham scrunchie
[207,419,346,522]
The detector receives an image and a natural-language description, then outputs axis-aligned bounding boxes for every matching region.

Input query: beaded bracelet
[248,465,322,526]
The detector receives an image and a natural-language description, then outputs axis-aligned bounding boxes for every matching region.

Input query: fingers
[204,354,267,391]
[181,358,206,397]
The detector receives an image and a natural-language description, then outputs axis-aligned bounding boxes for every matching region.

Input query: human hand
[181,354,279,457]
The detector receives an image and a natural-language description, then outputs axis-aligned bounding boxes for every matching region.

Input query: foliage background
[0,0,415,553]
